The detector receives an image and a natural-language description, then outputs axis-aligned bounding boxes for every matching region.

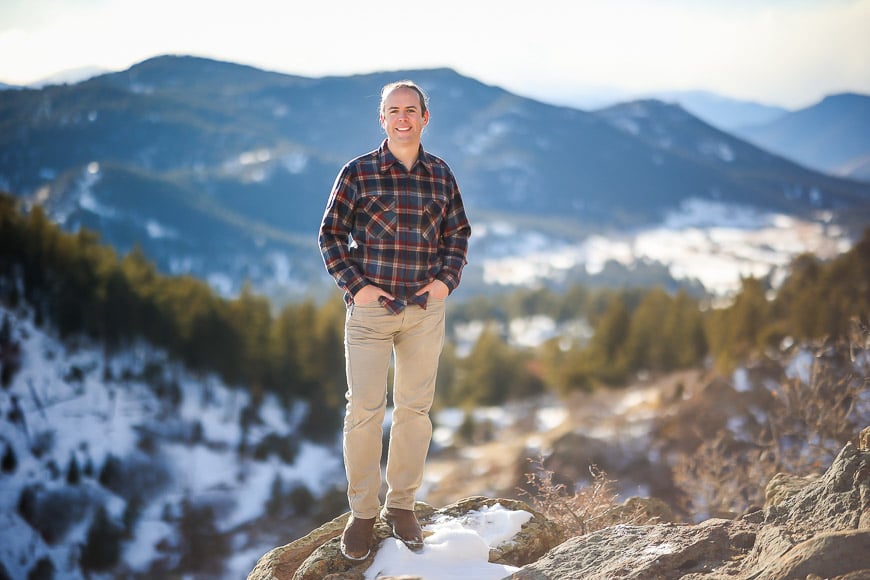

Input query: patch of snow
[536,406,567,431]
[462,121,510,156]
[206,272,235,297]
[509,315,557,348]
[267,252,293,286]
[281,152,308,174]
[611,117,641,135]
[240,149,272,165]
[699,140,735,162]
[453,319,491,357]
[733,367,752,393]
[364,503,531,580]
[129,83,153,95]
[785,349,815,384]
[663,199,768,230]
[643,542,675,556]
[145,219,177,239]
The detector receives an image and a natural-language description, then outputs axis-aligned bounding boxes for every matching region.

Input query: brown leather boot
[380,506,424,551]
[340,515,375,560]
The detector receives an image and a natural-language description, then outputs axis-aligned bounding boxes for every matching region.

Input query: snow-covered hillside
[0,305,343,579]
[474,198,851,295]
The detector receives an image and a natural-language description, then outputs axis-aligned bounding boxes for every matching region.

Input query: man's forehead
[384,87,422,108]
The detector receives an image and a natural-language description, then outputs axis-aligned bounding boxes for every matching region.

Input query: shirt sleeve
[435,173,472,293]
[318,165,369,297]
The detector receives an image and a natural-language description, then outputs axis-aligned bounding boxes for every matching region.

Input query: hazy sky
[1,0,868,109]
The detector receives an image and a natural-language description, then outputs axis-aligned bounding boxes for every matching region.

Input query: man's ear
[423,110,430,126]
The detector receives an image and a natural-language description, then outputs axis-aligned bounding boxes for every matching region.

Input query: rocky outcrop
[247,497,564,580]
[249,440,869,580]
[509,441,870,579]
[510,518,758,579]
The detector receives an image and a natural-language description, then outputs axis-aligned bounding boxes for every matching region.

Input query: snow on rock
[364,504,531,580]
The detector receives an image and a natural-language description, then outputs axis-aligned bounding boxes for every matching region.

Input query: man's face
[380,87,429,145]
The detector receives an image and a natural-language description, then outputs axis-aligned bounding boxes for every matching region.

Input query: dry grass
[519,457,652,537]
[673,334,870,520]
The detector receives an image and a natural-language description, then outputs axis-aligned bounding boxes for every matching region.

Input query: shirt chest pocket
[359,194,397,240]
[420,194,448,242]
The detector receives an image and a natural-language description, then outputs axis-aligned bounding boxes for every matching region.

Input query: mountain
[1,55,869,299]
[735,93,870,181]
[28,65,111,88]
[632,89,789,132]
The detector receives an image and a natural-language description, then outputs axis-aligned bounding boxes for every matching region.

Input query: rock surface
[248,441,869,580]
[509,442,870,580]
[247,497,563,580]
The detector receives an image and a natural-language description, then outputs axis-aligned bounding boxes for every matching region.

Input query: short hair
[379,80,429,116]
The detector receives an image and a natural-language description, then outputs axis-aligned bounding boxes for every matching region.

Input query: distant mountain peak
[735,91,870,180]
[29,65,110,88]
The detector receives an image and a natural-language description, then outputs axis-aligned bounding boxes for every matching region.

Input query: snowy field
[474,198,851,296]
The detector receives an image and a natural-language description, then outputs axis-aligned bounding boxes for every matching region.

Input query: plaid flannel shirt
[318,140,471,314]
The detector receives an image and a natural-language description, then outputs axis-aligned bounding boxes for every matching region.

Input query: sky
[0,0,869,110]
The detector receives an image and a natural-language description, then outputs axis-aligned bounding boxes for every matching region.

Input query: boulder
[246,511,350,580]
[248,497,563,580]
[509,442,870,580]
[509,517,756,580]
[764,472,818,508]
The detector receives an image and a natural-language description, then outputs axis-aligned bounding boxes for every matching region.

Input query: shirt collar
[377,139,432,174]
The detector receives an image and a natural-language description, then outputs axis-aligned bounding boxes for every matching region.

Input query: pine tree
[1,444,17,474]
[65,452,81,486]
[98,454,123,493]
[80,506,122,572]
[177,497,228,576]
[27,557,54,580]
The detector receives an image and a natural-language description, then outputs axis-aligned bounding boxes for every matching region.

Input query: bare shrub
[767,340,868,472]
[520,457,651,537]
[671,433,773,519]
[673,335,870,521]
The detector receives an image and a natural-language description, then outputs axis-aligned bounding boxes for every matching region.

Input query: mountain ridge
[735,92,870,181]
[2,54,869,299]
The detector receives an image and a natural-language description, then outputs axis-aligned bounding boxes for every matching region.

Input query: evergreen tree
[1,444,17,474]
[585,294,631,384]
[707,276,770,370]
[80,505,122,573]
[98,454,123,493]
[177,497,228,576]
[122,495,144,539]
[623,287,669,372]
[456,325,541,405]
[266,473,285,516]
[26,557,54,580]
[65,452,81,486]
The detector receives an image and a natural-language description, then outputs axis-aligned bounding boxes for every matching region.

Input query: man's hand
[415,279,449,300]
[353,285,395,305]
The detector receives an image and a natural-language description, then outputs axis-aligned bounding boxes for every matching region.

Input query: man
[318,80,471,560]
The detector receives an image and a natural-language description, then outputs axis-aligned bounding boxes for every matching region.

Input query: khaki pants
[342,298,446,519]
